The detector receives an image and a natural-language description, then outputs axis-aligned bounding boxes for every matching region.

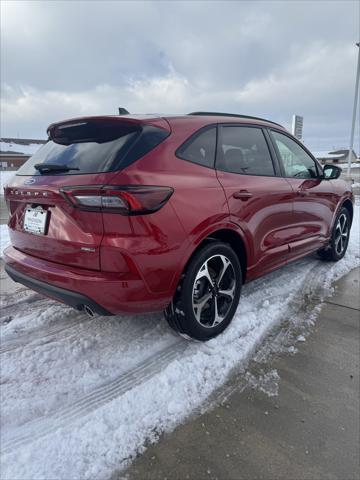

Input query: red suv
[3,112,353,340]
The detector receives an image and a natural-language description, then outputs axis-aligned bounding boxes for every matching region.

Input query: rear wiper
[34,163,80,174]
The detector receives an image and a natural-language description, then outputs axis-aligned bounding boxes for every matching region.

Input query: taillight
[60,185,174,215]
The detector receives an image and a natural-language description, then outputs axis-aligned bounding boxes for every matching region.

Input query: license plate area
[24,206,49,235]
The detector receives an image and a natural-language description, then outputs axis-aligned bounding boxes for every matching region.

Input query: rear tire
[164,241,242,341]
[318,207,351,261]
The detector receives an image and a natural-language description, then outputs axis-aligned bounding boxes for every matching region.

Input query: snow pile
[0,203,359,480]
[0,170,15,193]
[0,141,42,156]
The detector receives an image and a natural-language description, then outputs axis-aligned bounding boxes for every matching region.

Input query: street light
[347,42,360,178]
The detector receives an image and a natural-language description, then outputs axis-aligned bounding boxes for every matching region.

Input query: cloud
[1,0,359,151]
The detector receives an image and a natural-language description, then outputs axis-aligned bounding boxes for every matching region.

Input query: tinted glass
[218,126,275,176]
[177,127,216,168]
[16,125,168,176]
[272,131,318,179]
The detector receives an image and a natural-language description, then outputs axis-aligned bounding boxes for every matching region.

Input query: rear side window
[217,126,275,176]
[176,127,217,168]
[16,124,169,176]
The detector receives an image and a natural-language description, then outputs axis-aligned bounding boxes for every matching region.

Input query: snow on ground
[0,170,15,193]
[339,163,360,169]
[0,202,359,480]
[0,225,10,257]
[245,369,280,397]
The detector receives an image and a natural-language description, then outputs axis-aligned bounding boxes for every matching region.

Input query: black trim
[5,264,112,316]
[322,164,342,180]
[188,112,284,128]
[120,125,170,170]
[263,128,282,176]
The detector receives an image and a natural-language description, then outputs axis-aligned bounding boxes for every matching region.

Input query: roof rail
[188,111,283,128]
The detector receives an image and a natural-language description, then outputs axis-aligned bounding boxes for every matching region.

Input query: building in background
[291,115,303,140]
[313,149,359,165]
[0,138,46,169]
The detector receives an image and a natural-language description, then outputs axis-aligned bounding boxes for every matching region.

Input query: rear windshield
[17,125,168,176]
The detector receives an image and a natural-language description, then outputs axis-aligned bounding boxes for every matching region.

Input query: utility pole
[347,42,360,178]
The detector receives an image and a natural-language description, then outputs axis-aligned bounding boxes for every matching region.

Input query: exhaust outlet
[84,305,95,317]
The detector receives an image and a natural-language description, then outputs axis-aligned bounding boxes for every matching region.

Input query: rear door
[269,129,335,257]
[215,124,294,279]
[5,117,170,271]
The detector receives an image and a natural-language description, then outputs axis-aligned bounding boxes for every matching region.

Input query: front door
[269,129,335,257]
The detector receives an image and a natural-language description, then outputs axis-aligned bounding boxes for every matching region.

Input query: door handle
[233,190,253,200]
[297,189,309,197]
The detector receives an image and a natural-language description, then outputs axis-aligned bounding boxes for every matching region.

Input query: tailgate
[4,115,171,271]
[5,174,107,270]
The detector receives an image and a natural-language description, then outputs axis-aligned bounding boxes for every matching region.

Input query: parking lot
[0,190,359,479]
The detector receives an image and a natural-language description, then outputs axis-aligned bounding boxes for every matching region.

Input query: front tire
[318,207,351,261]
[164,241,242,341]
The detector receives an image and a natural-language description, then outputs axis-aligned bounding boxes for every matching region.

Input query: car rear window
[16,124,169,176]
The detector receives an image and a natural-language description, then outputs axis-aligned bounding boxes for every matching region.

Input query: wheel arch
[181,227,248,284]
[341,198,354,225]
[329,196,354,233]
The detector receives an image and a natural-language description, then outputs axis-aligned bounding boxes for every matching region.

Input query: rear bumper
[5,264,111,316]
[3,246,171,314]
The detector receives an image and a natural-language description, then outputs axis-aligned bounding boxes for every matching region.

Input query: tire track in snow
[1,290,41,308]
[1,340,186,454]
[1,296,45,319]
[1,286,163,355]
[0,316,91,354]
[0,311,160,355]
[0,254,350,452]
[0,296,91,353]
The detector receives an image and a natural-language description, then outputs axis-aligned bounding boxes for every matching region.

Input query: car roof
[162,112,285,130]
[47,113,286,134]
[187,112,283,127]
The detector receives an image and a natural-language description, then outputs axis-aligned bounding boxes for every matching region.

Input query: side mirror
[322,164,342,180]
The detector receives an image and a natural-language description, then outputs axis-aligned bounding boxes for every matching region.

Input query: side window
[217,126,275,176]
[176,127,216,168]
[271,131,318,179]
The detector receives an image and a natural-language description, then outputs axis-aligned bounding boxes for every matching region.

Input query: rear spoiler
[47,116,171,145]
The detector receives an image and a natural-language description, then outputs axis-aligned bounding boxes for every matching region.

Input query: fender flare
[330,194,354,233]
[168,220,251,294]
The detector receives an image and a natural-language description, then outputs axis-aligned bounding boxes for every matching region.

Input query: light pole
[347,42,360,178]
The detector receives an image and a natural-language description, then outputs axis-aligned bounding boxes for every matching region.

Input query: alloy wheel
[334,213,349,255]
[192,254,236,328]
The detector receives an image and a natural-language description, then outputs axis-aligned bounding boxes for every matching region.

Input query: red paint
[3,114,354,314]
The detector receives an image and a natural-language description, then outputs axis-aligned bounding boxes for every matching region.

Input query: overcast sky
[1,0,359,151]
